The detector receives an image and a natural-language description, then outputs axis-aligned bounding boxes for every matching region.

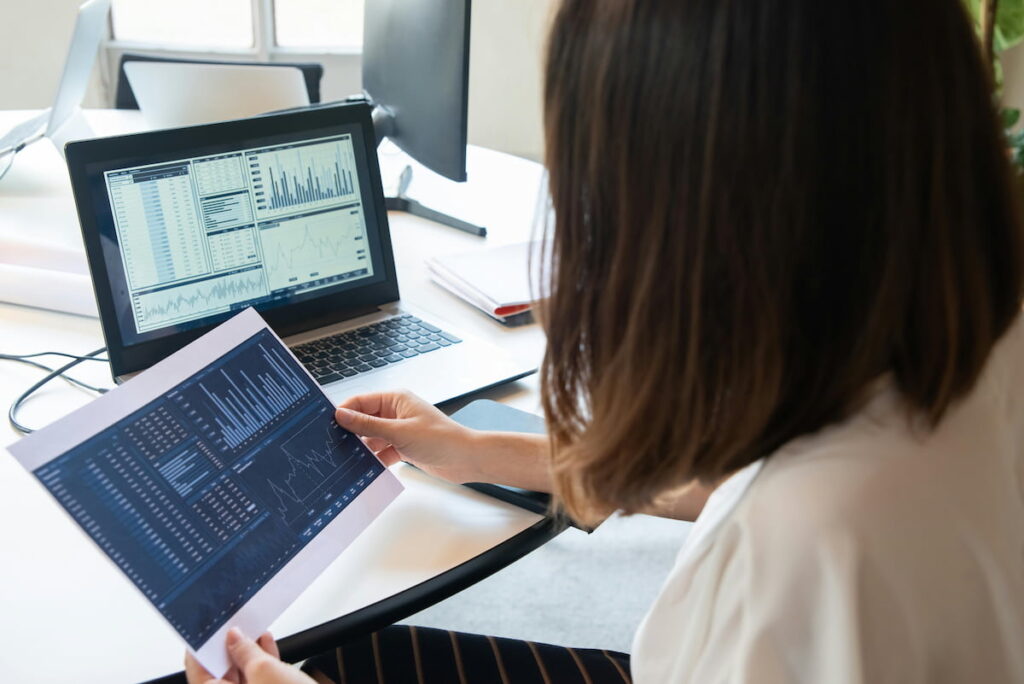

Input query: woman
[187,0,1024,681]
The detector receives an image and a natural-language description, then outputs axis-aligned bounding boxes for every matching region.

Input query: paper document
[7,308,402,676]
[0,235,98,316]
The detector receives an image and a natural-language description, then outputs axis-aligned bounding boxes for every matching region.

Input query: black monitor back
[362,0,470,182]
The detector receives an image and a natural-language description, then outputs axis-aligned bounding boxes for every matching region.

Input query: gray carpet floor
[400,513,692,654]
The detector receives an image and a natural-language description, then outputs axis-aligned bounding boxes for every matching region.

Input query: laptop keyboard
[291,314,462,385]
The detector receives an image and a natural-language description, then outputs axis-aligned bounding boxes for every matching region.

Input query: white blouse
[631,316,1024,683]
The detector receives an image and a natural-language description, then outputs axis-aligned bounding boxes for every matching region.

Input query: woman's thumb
[226,627,269,674]
[335,407,400,441]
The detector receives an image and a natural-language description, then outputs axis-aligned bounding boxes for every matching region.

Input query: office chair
[113,53,324,109]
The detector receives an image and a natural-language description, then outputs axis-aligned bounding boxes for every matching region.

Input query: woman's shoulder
[735,312,1024,547]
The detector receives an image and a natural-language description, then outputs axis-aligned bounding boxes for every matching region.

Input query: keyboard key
[369,359,387,368]
[341,369,358,377]
[420,322,442,333]
[384,354,403,363]
[353,363,372,372]
[440,332,462,343]
[416,342,440,353]
[400,349,419,358]
[437,339,452,347]
[319,372,343,384]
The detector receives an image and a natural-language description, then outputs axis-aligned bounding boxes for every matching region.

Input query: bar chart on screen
[247,134,361,220]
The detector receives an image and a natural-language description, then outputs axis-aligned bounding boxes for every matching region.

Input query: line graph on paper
[133,269,270,332]
[268,416,359,521]
[258,208,371,292]
[231,408,363,522]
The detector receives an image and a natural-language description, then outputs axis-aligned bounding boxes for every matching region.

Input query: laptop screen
[73,107,395,365]
[102,132,374,339]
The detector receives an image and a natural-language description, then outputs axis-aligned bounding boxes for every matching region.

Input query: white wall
[467,1,551,161]
[1001,42,1024,116]
[0,1,550,161]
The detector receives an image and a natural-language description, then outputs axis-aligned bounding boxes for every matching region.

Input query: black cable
[0,142,25,182]
[0,350,109,364]
[6,347,109,434]
[0,356,109,394]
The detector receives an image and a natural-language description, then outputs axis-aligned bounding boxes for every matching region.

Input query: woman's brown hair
[540,0,1024,521]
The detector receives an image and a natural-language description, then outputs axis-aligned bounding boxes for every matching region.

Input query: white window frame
[98,0,363,105]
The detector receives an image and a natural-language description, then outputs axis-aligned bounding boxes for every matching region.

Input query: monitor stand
[384,165,486,237]
[369,101,486,238]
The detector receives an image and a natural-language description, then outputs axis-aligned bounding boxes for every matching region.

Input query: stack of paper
[427,241,540,325]
[0,235,98,317]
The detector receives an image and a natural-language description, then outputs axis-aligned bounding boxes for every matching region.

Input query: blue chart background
[33,329,385,648]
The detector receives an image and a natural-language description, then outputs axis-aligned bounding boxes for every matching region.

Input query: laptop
[124,62,311,130]
[65,103,536,405]
[0,0,110,157]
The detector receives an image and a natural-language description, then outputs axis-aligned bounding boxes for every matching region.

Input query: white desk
[0,110,553,683]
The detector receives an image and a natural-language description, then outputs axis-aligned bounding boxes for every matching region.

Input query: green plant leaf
[1003,107,1022,128]
[997,0,1024,50]
[962,0,1024,51]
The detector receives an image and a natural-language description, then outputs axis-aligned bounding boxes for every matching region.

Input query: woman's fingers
[372,444,403,467]
[183,651,210,684]
[184,651,234,684]
[257,632,280,660]
[335,407,404,444]
[336,392,393,418]
[225,627,316,683]
[226,627,269,673]
[361,435,392,453]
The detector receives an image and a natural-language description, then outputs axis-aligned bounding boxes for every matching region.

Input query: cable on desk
[0,143,25,182]
[3,347,109,434]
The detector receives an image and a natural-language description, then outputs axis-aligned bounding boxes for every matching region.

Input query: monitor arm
[362,98,486,237]
[370,103,396,145]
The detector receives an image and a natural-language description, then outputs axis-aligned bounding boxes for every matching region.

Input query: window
[274,0,364,50]
[111,0,253,50]
[109,0,364,52]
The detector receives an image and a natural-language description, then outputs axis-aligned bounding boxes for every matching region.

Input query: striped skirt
[302,625,632,683]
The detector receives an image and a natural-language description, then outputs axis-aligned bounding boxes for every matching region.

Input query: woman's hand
[335,391,486,484]
[335,391,553,492]
[184,628,313,684]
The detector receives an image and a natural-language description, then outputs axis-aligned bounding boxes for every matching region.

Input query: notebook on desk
[64,103,536,406]
[427,241,540,326]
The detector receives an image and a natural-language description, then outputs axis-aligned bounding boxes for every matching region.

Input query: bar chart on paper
[247,135,361,219]
[192,340,310,449]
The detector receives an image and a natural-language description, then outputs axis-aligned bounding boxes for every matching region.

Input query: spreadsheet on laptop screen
[103,133,375,335]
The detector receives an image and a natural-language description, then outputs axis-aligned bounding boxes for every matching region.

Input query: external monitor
[362,0,471,183]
